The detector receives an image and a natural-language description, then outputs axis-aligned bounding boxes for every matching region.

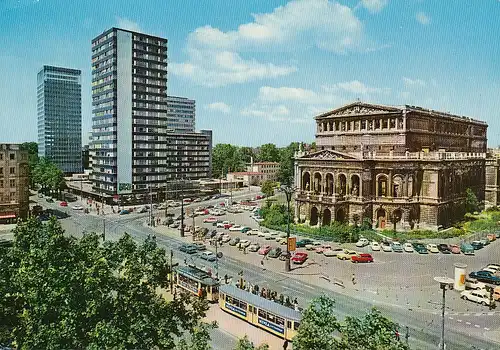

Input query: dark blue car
[469,270,500,285]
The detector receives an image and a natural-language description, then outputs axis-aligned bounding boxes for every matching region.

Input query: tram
[173,265,220,302]
[219,284,301,341]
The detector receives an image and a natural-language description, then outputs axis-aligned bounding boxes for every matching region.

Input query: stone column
[380,118,383,130]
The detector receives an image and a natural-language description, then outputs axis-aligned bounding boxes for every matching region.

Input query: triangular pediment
[315,102,401,119]
[298,149,359,160]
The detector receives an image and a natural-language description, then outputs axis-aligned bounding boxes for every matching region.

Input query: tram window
[294,322,300,330]
[226,296,233,304]
[268,314,275,323]
[258,309,266,318]
[212,286,218,294]
[220,293,225,300]
[276,316,284,326]
[287,321,292,328]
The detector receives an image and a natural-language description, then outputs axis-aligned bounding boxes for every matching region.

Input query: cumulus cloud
[116,17,142,33]
[360,0,389,13]
[241,104,309,124]
[205,102,231,114]
[322,80,390,95]
[415,11,430,25]
[403,77,426,87]
[170,0,365,86]
[258,86,317,103]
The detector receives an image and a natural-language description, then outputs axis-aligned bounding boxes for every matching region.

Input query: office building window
[9,153,15,160]
[10,167,15,174]
[9,179,15,187]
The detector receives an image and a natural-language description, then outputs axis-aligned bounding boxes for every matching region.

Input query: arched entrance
[310,206,319,226]
[338,174,347,195]
[302,172,311,191]
[336,208,347,223]
[376,208,387,229]
[323,208,331,226]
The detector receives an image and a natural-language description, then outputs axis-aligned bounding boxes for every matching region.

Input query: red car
[450,244,461,254]
[203,216,217,223]
[292,252,308,264]
[351,253,374,263]
[223,223,233,229]
[255,195,263,200]
[60,201,68,207]
[258,245,272,255]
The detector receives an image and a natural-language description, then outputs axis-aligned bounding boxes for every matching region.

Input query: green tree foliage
[257,143,280,162]
[234,335,270,350]
[240,147,257,164]
[20,142,39,188]
[212,144,245,178]
[260,180,276,198]
[0,218,210,349]
[277,142,300,186]
[294,296,409,350]
[33,157,65,196]
[465,188,480,214]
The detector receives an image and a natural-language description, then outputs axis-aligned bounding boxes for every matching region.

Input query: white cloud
[241,104,309,124]
[322,80,390,95]
[415,11,430,25]
[116,17,142,33]
[171,0,365,86]
[360,0,389,13]
[258,86,317,103]
[205,102,231,114]
[403,77,426,87]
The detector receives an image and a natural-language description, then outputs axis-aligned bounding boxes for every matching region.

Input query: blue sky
[0,0,499,147]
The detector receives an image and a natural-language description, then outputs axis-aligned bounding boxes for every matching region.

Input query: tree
[257,143,280,162]
[465,188,480,214]
[20,142,39,189]
[294,296,409,350]
[0,218,210,349]
[212,144,245,178]
[234,336,269,350]
[277,142,299,186]
[261,180,276,198]
[32,157,65,196]
[240,147,257,164]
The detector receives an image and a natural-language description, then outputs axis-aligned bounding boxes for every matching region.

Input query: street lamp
[433,276,454,350]
[281,184,295,272]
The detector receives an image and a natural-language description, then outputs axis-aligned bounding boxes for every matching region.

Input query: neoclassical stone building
[294,102,488,231]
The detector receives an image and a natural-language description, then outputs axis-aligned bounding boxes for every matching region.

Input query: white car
[221,234,231,243]
[269,231,279,238]
[229,225,243,232]
[356,238,370,247]
[199,251,217,262]
[370,241,381,251]
[258,230,268,237]
[248,242,260,252]
[482,267,498,275]
[460,290,492,306]
[305,241,322,250]
[381,242,392,252]
[465,278,486,290]
[237,239,251,248]
[72,205,84,210]
[276,232,287,241]
[247,229,260,236]
[323,247,343,257]
[486,264,500,272]
[403,243,414,253]
[426,244,439,253]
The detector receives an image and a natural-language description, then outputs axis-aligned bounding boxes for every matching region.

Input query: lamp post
[434,276,454,350]
[281,185,295,272]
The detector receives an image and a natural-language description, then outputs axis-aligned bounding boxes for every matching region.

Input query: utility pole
[215,239,219,279]
[149,185,153,226]
[180,179,185,237]
[169,249,174,291]
[164,183,168,218]
[192,210,195,241]
[102,218,106,241]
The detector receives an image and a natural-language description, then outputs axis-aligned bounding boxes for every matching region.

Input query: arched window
[377,175,388,197]
[337,174,347,195]
[351,174,360,196]
[392,175,403,198]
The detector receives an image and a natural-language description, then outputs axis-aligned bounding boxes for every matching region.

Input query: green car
[241,227,251,233]
[296,239,314,248]
[412,242,428,254]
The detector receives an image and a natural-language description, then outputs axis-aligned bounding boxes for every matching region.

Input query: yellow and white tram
[173,265,220,302]
[219,284,301,341]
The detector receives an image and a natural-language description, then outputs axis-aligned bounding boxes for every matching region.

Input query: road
[35,193,500,350]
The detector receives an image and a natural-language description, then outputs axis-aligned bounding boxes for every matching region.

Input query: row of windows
[225,295,248,310]
[0,179,17,187]
[0,167,16,175]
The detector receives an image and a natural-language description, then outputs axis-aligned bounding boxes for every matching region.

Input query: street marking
[485,327,490,331]
[466,322,471,325]
[303,284,315,290]
[474,313,482,316]
[457,319,462,323]
[487,312,495,316]
[463,313,470,316]
[448,317,453,320]
[474,324,480,328]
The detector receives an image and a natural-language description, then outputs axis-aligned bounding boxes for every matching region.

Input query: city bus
[219,284,301,341]
[173,265,220,302]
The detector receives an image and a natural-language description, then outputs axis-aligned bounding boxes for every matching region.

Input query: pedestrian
[395,329,400,341]
[283,339,289,350]
[224,274,228,284]
[243,246,247,254]
[351,273,356,285]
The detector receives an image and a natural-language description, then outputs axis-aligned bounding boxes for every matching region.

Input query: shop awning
[0,214,16,219]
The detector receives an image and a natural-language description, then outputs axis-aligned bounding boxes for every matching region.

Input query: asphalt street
[34,193,500,350]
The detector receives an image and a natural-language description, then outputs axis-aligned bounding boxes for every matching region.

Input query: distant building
[0,144,29,223]
[91,28,212,198]
[82,145,90,169]
[37,65,82,174]
[247,160,280,182]
[295,102,488,231]
[167,96,195,133]
[227,172,265,187]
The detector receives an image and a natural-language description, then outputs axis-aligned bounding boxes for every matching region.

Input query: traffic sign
[288,237,296,252]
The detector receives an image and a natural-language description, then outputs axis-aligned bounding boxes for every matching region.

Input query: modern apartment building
[0,144,29,223]
[167,96,195,133]
[91,28,211,197]
[37,65,82,174]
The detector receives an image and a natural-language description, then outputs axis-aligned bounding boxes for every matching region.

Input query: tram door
[248,305,257,324]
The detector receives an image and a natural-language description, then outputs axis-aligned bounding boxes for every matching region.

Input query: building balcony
[361,151,486,161]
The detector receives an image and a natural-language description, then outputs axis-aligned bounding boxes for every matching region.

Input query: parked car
[279,251,291,261]
[482,267,498,275]
[450,244,461,254]
[315,244,332,254]
[72,205,84,210]
[292,252,308,264]
[487,233,497,242]
[192,242,206,251]
[45,197,54,203]
[139,206,148,213]
[221,234,231,243]
[381,241,392,252]
[305,241,322,250]
[403,242,414,253]
[268,247,282,258]
[203,217,218,223]
[179,244,198,254]
[337,249,358,260]
[434,243,450,254]
[486,264,500,272]
[241,227,251,233]
[248,242,260,252]
[199,251,217,262]
[351,253,374,263]
[469,270,500,285]
[247,229,260,236]
[494,286,500,301]
[391,242,403,252]
[412,243,428,254]
[229,225,243,232]
[465,278,487,290]
[460,242,475,255]
[223,223,234,229]
[323,247,344,257]
[258,245,272,255]
[460,290,492,306]
[229,237,241,246]
[471,241,484,250]
[426,244,439,253]
[370,241,381,251]
[60,201,68,207]
[355,238,370,247]
[296,238,314,248]
[237,239,251,248]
